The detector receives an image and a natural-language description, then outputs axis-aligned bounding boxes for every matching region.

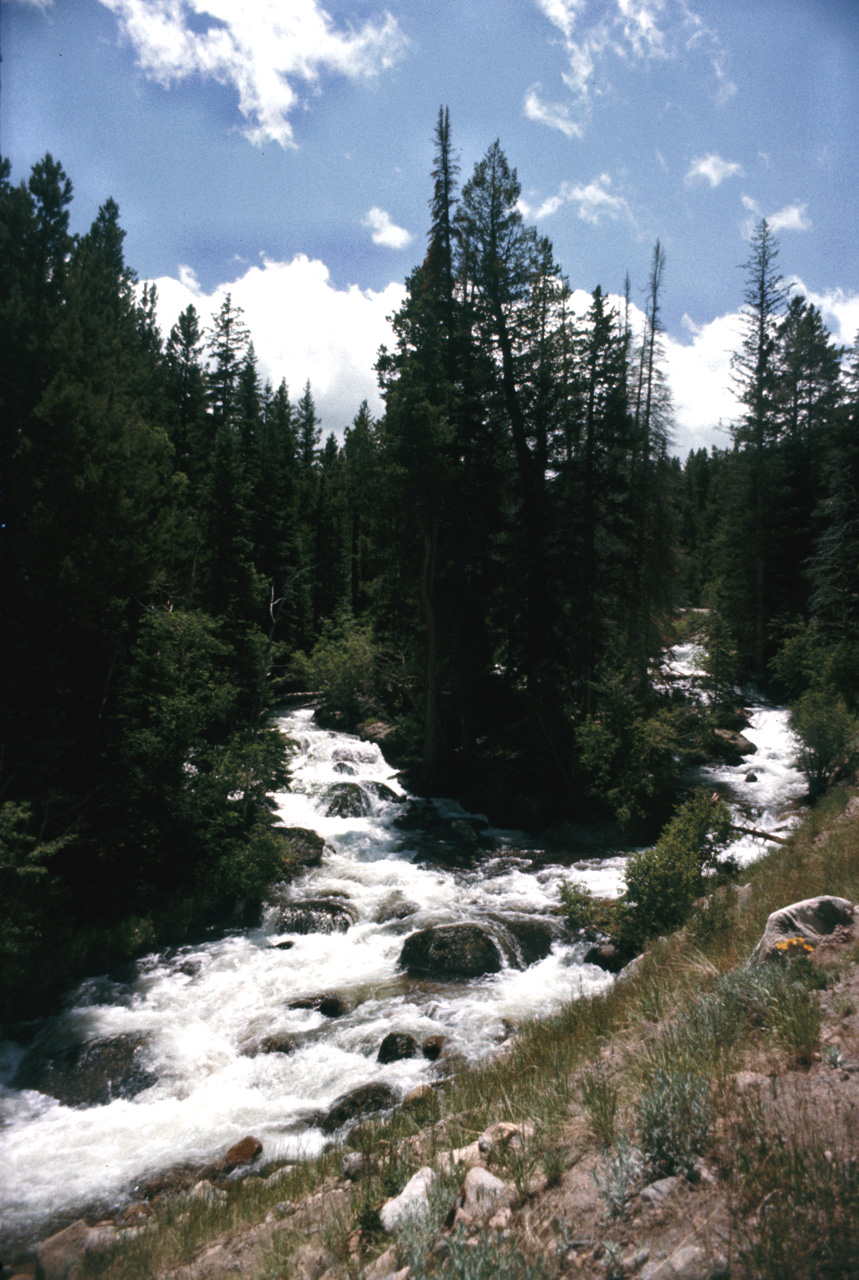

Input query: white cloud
[662,311,743,455]
[152,253,405,430]
[524,86,584,139]
[522,173,633,225]
[768,203,812,234]
[685,152,743,188]
[362,207,413,250]
[98,0,408,148]
[788,279,859,346]
[741,195,811,237]
[531,0,730,133]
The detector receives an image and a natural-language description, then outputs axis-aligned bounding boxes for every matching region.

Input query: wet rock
[274,826,326,869]
[422,1034,446,1061]
[712,727,756,763]
[215,1135,263,1173]
[583,941,628,973]
[270,938,295,950]
[323,782,371,817]
[745,771,758,783]
[366,781,403,804]
[288,993,346,1018]
[399,924,503,980]
[320,1082,398,1133]
[13,1033,156,1108]
[242,1033,296,1057]
[269,896,357,935]
[380,1166,436,1232]
[501,917,555,966]
[753,895,854,962]
[377,1032,417,1064]
[376,899,419,924]
[542,819,626,855]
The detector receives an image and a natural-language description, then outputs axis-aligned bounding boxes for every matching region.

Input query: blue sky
[4,0,858,454]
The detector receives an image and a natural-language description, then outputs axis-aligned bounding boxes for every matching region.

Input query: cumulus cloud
[521,173,633,225]
[530,0,732,133]
[152,253,405,430]
[787,280,859,347]
[662,312,743,455]
[362,207,413,250]
[98,0,408,147]
[685,152,743,188]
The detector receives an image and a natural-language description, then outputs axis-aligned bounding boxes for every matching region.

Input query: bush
[290,610,381,727]
[620,789,733,950]
[637,1069,712,1178]
[790,688,859,795]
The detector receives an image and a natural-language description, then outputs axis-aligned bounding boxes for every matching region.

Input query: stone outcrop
[753,895,854,961]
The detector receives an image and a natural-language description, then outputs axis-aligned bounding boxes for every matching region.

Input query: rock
[323,782,372,817]
[377,1032,417,1064]
[422,1034,446,1061]
[623,1248,650,1273]
[36,1219,93,1280]
[365,1245,404,1279]
[436,1140,483,1173]
[376,900,420,924]
[188,1179,227,1203]
[459,1166,517,1223]
[274,826,326,869]
[399,924,503,980]
[269,896,357,935]
[639,1175,680,1206]
[13,1032,156,1108]
[215,1135,263,1173]
[501,917,555,966]
[583,942,628,973]
[379,1166,436,1232]
[401,1084,436,1114]
[289,993,346,1017]
[342,1151,366,1181]
[320,1082,398,1133]
[477,1121,534,1164]
[712,728,756,763]
[745,771,758,783]
[641,1244,712,1279]
[753,895,854,962]
[242,1033,295,1056]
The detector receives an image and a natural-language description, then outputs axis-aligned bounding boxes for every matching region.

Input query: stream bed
[0,650,807,1242]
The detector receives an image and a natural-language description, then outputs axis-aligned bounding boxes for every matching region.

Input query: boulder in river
[268,895,357,935]
[214,1135,263,1173]
[320,1082,398,1133]
[399,923,504,980]
[712,727,756,764]
[12,1032,156,1107]
[288,993,346,1017]
[274,826,327,870]
[499,916,556,966]
[323,782,372,817]
[377,1032,417,1064]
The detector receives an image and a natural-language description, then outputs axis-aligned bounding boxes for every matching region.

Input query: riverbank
[9,779,859,1280]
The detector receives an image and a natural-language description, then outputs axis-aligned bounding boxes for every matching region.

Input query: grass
[83,779,859,1280]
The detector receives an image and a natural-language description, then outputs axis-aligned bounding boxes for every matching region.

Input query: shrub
[790,688,859,795]
[637,1069,712,1178]
[592,1136,643,1219]
[290,610,381,726]
[620,789,733,949]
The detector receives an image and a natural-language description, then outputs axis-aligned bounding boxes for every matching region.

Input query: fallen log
[730,823,789,845]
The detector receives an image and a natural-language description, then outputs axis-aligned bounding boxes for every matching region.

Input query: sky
[3,0,859,456]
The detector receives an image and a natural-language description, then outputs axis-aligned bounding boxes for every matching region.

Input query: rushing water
[0,658,806,1239]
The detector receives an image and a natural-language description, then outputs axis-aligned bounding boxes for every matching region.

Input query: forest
[2,109,859,1018]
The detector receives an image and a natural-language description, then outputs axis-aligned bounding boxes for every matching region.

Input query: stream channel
[0,642,808,1243]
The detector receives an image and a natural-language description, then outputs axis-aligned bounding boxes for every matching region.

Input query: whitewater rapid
[0,667,806,1238]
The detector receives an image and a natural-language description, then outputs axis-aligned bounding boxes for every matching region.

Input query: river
[0,650,807,1241]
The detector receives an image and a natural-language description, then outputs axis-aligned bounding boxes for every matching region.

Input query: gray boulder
[399,923,504,979]
[13,1032,156,1108]
[753,894,854,961]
